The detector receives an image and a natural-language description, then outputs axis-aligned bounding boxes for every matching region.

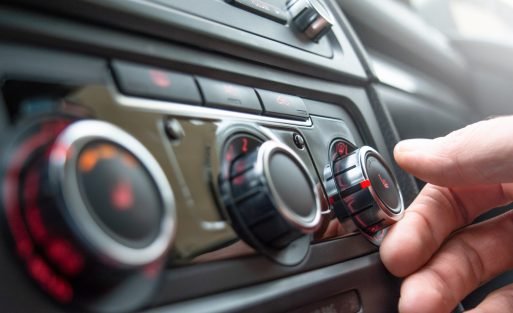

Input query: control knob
[325,146,404,244]
[220,138,321,265]
[1,118,176,312]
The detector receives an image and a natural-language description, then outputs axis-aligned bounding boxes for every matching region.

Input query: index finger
[394,116,513,187]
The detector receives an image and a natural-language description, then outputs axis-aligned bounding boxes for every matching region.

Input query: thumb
[394,116,513,187]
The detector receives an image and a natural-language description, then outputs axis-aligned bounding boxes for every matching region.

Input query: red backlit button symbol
[223,84,239,96]
[148,70,171,88]
[378,174,390,189]
[276,95,291,106]
[336,142,348,157]
[111,180,134,211]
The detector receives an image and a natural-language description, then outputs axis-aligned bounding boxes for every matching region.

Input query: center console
[0,1,418,312]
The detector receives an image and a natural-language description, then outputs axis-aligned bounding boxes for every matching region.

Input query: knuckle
[423,266,460,309]
[451,236,486,286]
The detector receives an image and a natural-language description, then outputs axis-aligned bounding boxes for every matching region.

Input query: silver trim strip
[49,120,176,267]
[115,94,313,127]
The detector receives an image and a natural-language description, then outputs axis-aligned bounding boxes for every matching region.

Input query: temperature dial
[325,145,404,244]
[1,117,175,312]
[220,135,321,265]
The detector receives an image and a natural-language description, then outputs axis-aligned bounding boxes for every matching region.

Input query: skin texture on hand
[380,116,513,313]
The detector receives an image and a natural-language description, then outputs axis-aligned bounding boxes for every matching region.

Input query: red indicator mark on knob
[378,174,390,189]
[111,180,134,211]
[149,70,171,88]
[360,179,371,189]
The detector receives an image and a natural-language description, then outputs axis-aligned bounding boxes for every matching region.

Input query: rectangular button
[196,77,262,114]
[230,0,288,24]
[112,60,202,105]
[256,89,309,120]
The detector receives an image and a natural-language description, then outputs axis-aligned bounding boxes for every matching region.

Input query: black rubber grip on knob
[328,146,404,245]
[229,148,304,248]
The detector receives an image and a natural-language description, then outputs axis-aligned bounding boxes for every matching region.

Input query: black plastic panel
[338,0,468,95]
[0,1,366,83]
[376,84,474,140]
[151,0,333,57]
[146,253,399,313]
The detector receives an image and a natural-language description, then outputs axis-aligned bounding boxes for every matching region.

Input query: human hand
[380,116,513,313]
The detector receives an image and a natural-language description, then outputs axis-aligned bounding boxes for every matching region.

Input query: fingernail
[395,139,432,154]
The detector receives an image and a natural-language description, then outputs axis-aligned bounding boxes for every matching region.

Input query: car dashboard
[0,1,421,312]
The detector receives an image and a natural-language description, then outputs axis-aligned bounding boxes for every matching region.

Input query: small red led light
[367,224,384,236]
[336,142,348,157]
[149,70,171,88]
[26,207,48,243]
[360,179,371,189]
[28,256,74,303]
[47,239,84,276]
[241,138,249,153]
[51,279,73,303]
[24,170,49,243]
[16,238,33,259]
[111,180,134,211]
[29,256,52,285]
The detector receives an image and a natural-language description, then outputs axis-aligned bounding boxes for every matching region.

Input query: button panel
[112,61,202,104]
[112,60,312,121]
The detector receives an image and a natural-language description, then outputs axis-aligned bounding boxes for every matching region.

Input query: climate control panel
[0,55,405,312]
